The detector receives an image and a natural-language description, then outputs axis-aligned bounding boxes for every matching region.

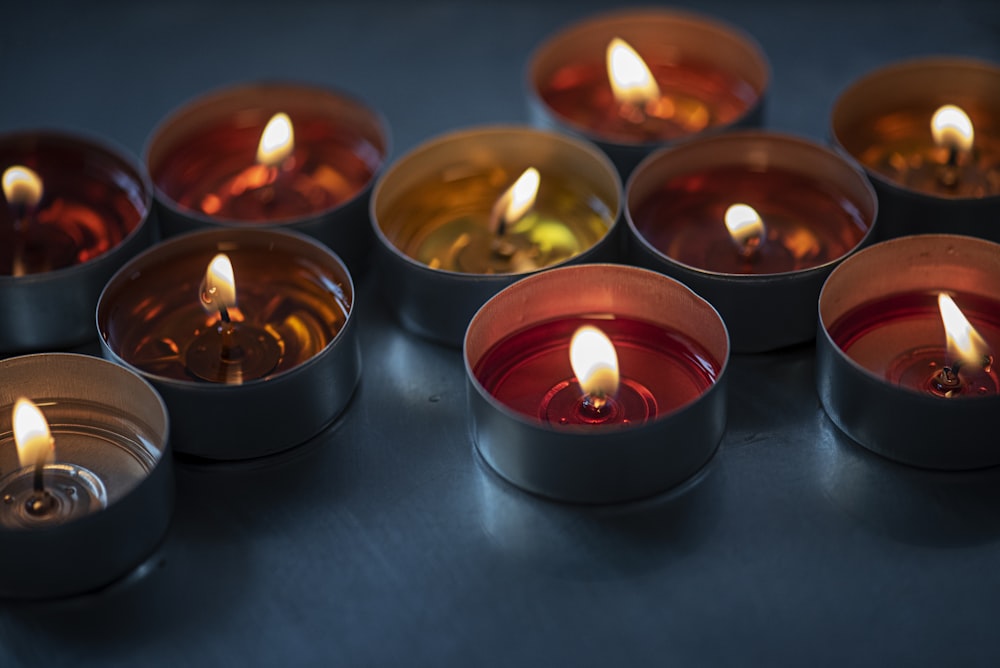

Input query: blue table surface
[2,1,1000,666]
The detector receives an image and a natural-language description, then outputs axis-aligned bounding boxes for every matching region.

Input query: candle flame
[724,203,765,251]
[202,253,237,314]
[938,293,988,367]
[256,112,295,167]
[570,325,620,400]
[931,105,974,154]
[490,167,540,234]
[606,37,660,105]
[2,165,43,208]
[12,398,54,470]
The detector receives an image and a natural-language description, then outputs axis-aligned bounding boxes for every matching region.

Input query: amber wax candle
[372,126,620,346]
[817,235,1000,470]
[832,57,1000,241]
[527,8,769,175]
[98,228,360,460]
[146,83,389,271]
[0,131,153,352]
[627,131,876,353]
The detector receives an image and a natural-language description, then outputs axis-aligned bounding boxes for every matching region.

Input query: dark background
[2,1,1000,666]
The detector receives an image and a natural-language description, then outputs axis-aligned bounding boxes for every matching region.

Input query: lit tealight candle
[627,131,876,352]
[197,112,316,220]
[826,289,999,399]
[817,234,1000,470]
[0,131,153,352]
[385,159,607,276]
[372,126,621,346]
[98,228,361,459]
[146,83,389,270]
[527,9,769,174]
[855,101,989,196]
[465,263,729,502]
[0,353,171,598]
[831,57,1000,241]
[410,166,565,274]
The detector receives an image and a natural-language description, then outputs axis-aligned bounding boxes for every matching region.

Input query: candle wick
[217,305,236,360]
[10,203,31,277]
[33,455,45,494]
[489,206,508,238]
[25,455,57,517]
[938,146,961,188]
[932,361,964,397]
[735,235,762,262]
[583,390,608,412]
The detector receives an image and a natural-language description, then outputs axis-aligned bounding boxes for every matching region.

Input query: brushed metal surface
[2,1,1000,666]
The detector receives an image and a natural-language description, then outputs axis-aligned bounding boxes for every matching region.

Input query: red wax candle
[474,315,720,426]
[626,132,876,352]
[1,134,146,276]
[817,234,1000,469]
[151,112,378,223]
[539,56,756,144]
[630,164,869,274]
[464,263,729,502]
[827,291,1000,397]
[150,103,381,223]
[528,9,768,155]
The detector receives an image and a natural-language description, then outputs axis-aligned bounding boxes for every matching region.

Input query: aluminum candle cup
[0,353,171,599]
[98,228,360,460]
[0,131,154,353]
[817,234,1000,469]
[145,82,389,272]
[371,126,621,347]
[627,131,877,353]
[831,57,1000,242]
[527,8,769,176]
[465,264,729,504]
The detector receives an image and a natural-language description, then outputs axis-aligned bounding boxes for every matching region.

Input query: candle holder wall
[831,57,1000,242]
[526,8,769,176]
[97,228,360,460]
[626,131,877,353]
[145,82,389,273]
[371,125,621,347]
[0,353,171,599]
[0,131,154,353]
[817,234,1000,469]
[464,263,729,504]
